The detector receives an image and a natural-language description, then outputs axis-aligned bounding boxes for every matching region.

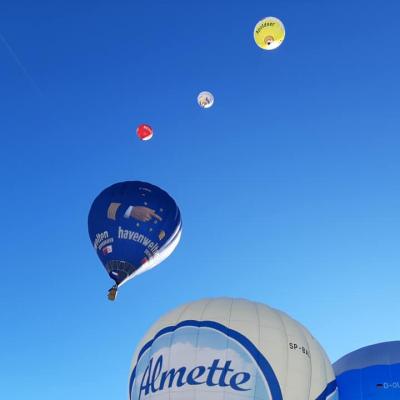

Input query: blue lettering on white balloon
[138,355,250,399]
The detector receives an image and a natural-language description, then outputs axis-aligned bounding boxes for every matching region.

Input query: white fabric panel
[129,298,336,400]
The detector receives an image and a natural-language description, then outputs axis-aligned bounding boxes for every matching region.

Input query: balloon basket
[107,285,118,301]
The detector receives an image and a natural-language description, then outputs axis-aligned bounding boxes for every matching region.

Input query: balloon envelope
[129,298,338,400]
[88,181,182,288]
[137,124,153,141]
[197,91,214,108]
[254,17,285,50]
[334,341,400,399]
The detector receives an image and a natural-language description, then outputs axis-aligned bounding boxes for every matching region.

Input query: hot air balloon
[197,91,214,108]
[334,341,400,399]
[129,297,338,400]
[88,181,182,300]
[137,124,153,141]
[254,17,285,50]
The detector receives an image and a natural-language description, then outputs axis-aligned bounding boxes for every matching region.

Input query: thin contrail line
[0,32,43,96]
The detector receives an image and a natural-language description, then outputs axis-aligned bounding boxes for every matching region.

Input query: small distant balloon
[197,91,214,109]
[254,17,285,50]
[136,124,153,141]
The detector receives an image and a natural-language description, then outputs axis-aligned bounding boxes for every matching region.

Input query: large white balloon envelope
[129,298,338,400]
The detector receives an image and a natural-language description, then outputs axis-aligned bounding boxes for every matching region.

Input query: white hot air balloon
[197,91,214,108]
[128,298,338,400]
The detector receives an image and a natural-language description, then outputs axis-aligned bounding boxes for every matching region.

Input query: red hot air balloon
[136,124,153,141]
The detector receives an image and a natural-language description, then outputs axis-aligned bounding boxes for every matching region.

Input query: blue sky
[1,0,400,399]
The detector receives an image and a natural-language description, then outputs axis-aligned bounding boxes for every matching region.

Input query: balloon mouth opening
[199,99,210,106]
[106,260,138,285]
[199,99,213,108]
[264,36,275,46]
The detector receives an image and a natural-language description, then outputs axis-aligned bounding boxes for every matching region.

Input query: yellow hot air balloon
[254,17,285,50]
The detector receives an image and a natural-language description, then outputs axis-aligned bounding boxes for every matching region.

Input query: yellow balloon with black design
[254,16,285,50]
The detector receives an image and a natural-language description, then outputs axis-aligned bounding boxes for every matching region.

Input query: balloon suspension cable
[107,284,118,301]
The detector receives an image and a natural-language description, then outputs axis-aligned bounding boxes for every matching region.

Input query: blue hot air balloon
[88,181,182,300]
[334,341,400,399]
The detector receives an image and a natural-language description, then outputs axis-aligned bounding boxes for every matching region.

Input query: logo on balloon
[93,230,114,251]
[129,320,283,400]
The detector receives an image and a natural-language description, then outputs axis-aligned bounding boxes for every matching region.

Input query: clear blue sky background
[1,0,399,398]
